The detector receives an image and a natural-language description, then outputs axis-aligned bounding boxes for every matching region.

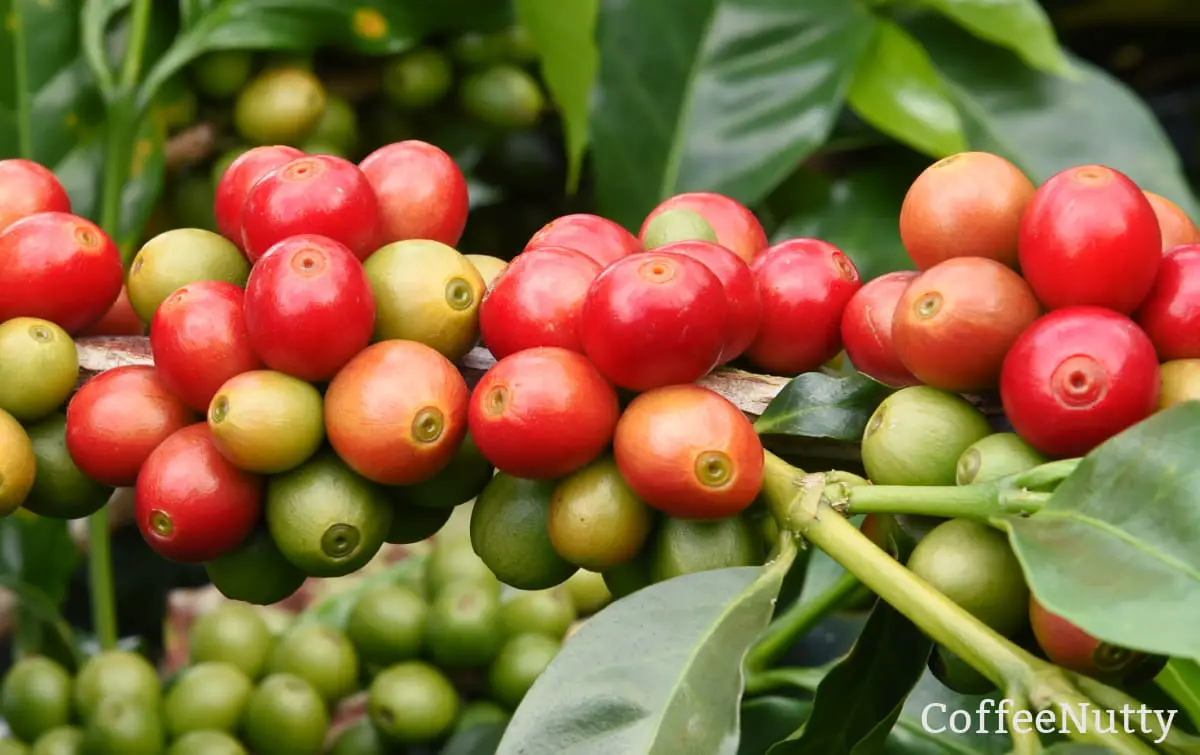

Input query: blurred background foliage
[2,0,1199,667]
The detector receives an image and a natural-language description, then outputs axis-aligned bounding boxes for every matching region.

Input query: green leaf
[754,372,891,441]
[914,0,1072,76]
[116,115,166,250]
[0,514,82,665]
[0,515,79,606]
[515,0,598,193]
[442,722,507,755]
[999,402,1200,660]
[911,16,1200,219]
[138,0,365,111]
[771,165,918,281]
[589,0,877,229]
[739,697,813,755]
[497,536,800,754]
[1,0,161,241]
[1158,660,1200,731]
[80,0,129,97]
[767,600,933,754]
[179,0,214,30]
[0,0,103,164]
[847,20,966,160]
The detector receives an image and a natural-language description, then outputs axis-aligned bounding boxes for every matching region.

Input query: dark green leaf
[755,372,891,441]
[138,0,360,111]
[81,0,130,97]
[590,0,876,229]
[497,536,800,754]
[0,514,82,665]
[179,0,215,30]
[292,552,427,631]
[1158,660,1200,731]
[0,514,79,605]
[771,164,918,281]
[915,0,1071,76]
[515,0,598,193]
[847,19,966,159]
[117,116,166,249]
[912,16,1200,218]
[767,601,933,755]
[999,402,1200,660]
[442,722,508,755]
[739,697,813,755]
[340,2,421,56]
[0,0,103,165]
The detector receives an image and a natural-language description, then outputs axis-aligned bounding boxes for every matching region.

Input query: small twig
[164,122,217,171]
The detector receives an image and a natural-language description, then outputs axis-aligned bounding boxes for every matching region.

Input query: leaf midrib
[656,0,720,201]
[645,542,795,755]
[1018,509,1200,584]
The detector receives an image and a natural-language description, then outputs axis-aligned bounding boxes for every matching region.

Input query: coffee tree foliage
[3,0,1200,753]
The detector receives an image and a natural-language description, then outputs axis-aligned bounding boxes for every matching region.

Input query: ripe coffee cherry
[581,251,727,391]
[242,235,376,382]
[525,213,642,268]
[1029,596,1163,682]
[479,246,602,359]
[1000,307,1160,458]
[899,151,1034,270]
[470,347,620,479]
[0,158,71,232]
[1143,191,1200,252]
[1133,244,1200,360]
[840,271,919,387]
[0,212,123,334]
[640,193,768,264]
[359,140,469,247]
[892,257,1041,392]
[654,240,761,364]
[1018,165,1161,313]
[745,239,861,376]
[613,384,763,519]
[241,154,382,263]
[213,145,304,250]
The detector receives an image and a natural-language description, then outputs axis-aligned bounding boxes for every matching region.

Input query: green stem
[1006,690,1044,755]
[86,515,118,650]
[840,481,1005,519]
[84,0,157,653]
[11,0,32,158]
[119,0,154,90]
[98,110,130,239]
[746,571,862,672]
[744,666,827,697]
[761,453,1159,755]
[1069,673,1200,753]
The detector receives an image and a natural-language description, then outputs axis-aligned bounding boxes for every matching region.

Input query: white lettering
[920,700,1179,743]
[948,709,972,734]
[1155,710,1178,744]
[1119,704,1136,734]
[1011,709,1034,733]
[995,698,1011,734]
[1059,702,1090,733]
[1093,708,1117,734]
[1034,709,1057,733]
[976,699,995,734]
[921,703,946,733]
